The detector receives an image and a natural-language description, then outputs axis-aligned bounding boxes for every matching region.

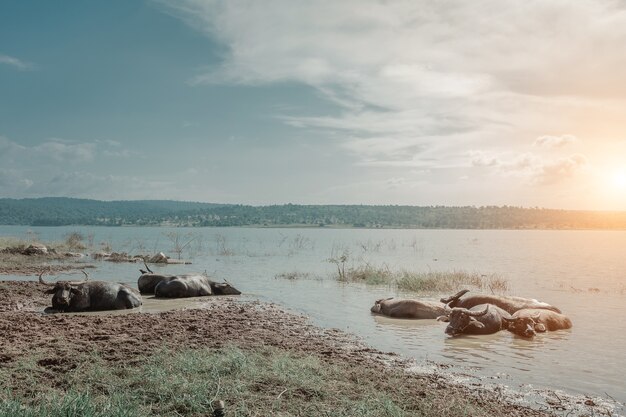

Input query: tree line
[1,197,626,229]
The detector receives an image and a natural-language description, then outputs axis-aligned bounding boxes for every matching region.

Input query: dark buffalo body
[441,289,562,315]
[138,273,177,294]
[44,280,142,312]
[505,308,573,338]
[155,275,213,298]
[437,304,512,336]
[371,298,446,319]
[140,271,241,298]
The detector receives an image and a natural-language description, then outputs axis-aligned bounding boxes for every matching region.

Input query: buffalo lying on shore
[138,265,241,298]
[38,270,142,313]
[371,298,446,319]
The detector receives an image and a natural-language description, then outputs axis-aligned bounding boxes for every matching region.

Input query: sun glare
[612,169,626,190]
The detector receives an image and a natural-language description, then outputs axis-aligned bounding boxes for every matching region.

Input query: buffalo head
[38,270,88,312]
[211,281,241,295]
[437,304,489,336]
[504,312,545,338]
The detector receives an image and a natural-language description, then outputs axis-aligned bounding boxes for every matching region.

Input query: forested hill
[1,197,626,229]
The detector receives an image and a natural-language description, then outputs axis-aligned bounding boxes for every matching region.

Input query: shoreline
[0,280,620,416]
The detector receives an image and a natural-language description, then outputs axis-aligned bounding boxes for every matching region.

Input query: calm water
[1,226,625,404]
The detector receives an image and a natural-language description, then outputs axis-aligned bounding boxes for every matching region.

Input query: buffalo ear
[534,323,547,332]
[469,319,485,329]
[45,288,57,294]
[436,315,450,322]
[70,287,81,295]
[140,269,147,275]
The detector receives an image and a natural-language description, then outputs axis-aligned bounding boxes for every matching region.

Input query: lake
[1,225,625,405]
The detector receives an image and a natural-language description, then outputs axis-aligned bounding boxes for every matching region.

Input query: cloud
[161,0,626,173]
[0,53,32,70]
[35,139,96,162]
[0,137,136,164]
[533,154,587,185]
[470,150,587,185]
[533,134,578,148]
[0,168,33,190]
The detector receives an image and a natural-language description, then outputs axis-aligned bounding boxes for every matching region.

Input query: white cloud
[0,53,32,70]
[35,139,96,162]
[0,137,136,164]
[162,0,626,173]
[470,150,587,185]
[533,134,578,148]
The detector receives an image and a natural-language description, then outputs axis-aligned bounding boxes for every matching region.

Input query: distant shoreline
[2,223,626,231]
[2,197,626,230]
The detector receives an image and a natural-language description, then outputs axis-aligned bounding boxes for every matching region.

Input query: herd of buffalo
[371,289,572,338]
[36,265,571,339]
[37,263,241,313]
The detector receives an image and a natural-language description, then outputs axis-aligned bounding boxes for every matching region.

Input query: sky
[2,0,626,209]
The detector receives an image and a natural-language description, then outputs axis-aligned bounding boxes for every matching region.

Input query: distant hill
[1,197,626,229]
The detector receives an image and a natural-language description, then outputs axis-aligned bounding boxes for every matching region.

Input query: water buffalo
[138,270,176,294]
[154,274,241,298]
[38,271,142,312]
[437,304,512,336]
[139,265,241,298]
[504,308,573,338]
[371,298,446,319]
[440,289,562,315]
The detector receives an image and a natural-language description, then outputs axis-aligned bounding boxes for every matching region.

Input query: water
[1,226,625,404]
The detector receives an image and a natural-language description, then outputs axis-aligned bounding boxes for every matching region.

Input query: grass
[335,263,508,294]
[0,346,525,417]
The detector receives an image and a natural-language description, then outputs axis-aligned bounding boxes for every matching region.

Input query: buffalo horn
[143,260,153,274]
[467,305,490,317]
[440,289,470,304]
[37,268,55,286]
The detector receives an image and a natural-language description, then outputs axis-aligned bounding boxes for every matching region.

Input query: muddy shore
[0,265,620,416]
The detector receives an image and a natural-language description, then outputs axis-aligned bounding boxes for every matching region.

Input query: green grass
[0,346,521,417]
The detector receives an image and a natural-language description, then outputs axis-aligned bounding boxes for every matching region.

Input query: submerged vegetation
[327,252,507,293]
[333,263,508,294]
[0,346,538,417]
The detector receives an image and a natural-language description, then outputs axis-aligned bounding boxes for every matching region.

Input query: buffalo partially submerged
[371,298,446,319]
[440,289,562,315]
[139,264,241,298]
[437,304,512,336]
[38,270,142,313]
[505,308,573,338]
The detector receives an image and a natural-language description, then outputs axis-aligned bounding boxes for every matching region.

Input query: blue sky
[2,1,626,209]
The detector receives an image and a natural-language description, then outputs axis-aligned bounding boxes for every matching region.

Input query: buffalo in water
[437,304,512,336]
[504,308,573,338]
[138,265,241,298]
[440,289,562,315]
[371,298,446,319]
[38,270,142,313]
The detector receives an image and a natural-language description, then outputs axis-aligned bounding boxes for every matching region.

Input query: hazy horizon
[2,1,626,210]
